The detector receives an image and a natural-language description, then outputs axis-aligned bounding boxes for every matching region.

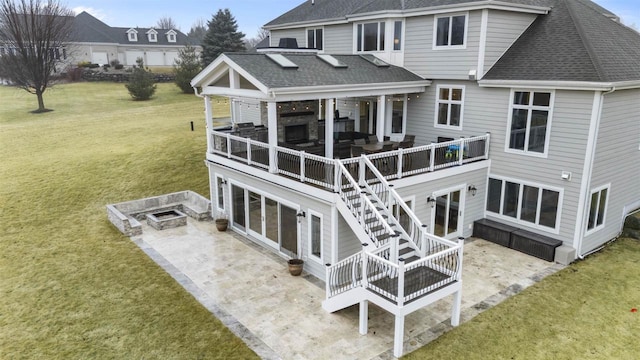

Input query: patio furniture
[351,144,364,157]
[403,134,415,143]
[361,141,397,154]
[368,135,378,143]
[398,140,413,149]
[354,138,366,145]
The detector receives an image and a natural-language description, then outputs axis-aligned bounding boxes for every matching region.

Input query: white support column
[376,95,386,142]
[325,98,335,159]
[393,314,405,358]
[267,101,278,173]
[229,68,240,89]
[359,300,368,335]
[204,95,213,153]
[451,290,462,327]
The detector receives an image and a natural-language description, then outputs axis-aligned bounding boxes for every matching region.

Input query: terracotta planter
[215,219,228,231]
[287,259,304,276]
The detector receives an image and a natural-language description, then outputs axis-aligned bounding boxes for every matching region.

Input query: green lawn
[1,82,639,359]
[0,83,255,359]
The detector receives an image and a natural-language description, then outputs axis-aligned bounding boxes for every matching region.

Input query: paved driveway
[133,219,563,359]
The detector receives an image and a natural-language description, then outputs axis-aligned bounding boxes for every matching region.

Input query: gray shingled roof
[483,0,640,82]
[265,0,557,27]
[71,11,197,46]
[224,53,425,88]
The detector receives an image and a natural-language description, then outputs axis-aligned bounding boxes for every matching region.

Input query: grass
[405,238,640,360]
[0,82,255,359]
[1,82,639,359]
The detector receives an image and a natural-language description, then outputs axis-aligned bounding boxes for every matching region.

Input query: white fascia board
[270,82,430,101]
[478,80,618,91]
[200,86,270,100]
[191,54,231,87]
[345,11,404,22]
[190,55,270,95]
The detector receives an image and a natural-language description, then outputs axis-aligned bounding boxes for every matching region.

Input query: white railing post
[391,235,398,264]
[421,224,428,257]
[271,146,278,174]
[457,138,464,166]
[358,156,365,187]
[457,237,465,281]
[246,139,252,165]
[397,258,405,307]
[226,136,232,159]
[484,132,491,159]
[299,151,306,182]
[397,148,404,179]
[333,160,340,193]
[429,143,435,172]
[325,263,331,299]
[361,252,368,288]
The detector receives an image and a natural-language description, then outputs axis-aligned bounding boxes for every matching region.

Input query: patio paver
[133,219,564,359]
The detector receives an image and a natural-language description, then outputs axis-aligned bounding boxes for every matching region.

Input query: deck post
[204,95,214,154]
[325,98,334,159]
[393,314,405,358]
[267,101,278,173]
[359,300,368,335]
[451,237,465,326]
[429,144,435,172]
[376,95,386,143]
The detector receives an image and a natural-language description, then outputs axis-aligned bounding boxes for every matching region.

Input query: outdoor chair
[368,135,378,143]
[403,134,416,143]
[398,140,413,149]
[354,138,366,145]
[351,145,364,157]
[382,144,393,152]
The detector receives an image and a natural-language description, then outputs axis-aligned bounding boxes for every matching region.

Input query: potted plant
[287,257,304,276]
[215,213,228,231]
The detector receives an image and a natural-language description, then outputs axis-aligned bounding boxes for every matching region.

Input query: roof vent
[278,38,299,49]
[266,53,298,69]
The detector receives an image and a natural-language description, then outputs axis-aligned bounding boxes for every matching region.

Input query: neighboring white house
[68,11,201,66]
[191,0,640,357]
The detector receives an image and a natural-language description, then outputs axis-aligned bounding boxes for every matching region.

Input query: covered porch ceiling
[191,52,431,102]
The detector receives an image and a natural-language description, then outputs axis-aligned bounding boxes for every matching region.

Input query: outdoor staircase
[323,156,465,357]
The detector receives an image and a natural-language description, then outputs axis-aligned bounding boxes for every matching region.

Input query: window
[357,22,385,52]
[434,14,466,48]
[435,85,464,128]
[391,96,406,134]
[309,211,322,261]
[393,21,402,51]
[587,185,609,233]
[216,176,225,210]
[168,34,176,42]
[307,28,323,50]
[486,176,562,231]
[149,33,157,42]
[127,29,138,42]
[507,90,553,155]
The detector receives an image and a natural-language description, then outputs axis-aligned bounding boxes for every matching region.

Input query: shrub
[110,59,120,67]
[115,64,124,70]
[65,66,83,82]
[125,58,156,100]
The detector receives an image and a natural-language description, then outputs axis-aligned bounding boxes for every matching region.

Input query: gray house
[191,0,640,356]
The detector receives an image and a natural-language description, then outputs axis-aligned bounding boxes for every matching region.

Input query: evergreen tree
[201,9,245,66]
[187,18,206,44]
[125,58,156,101]
[173,45,202,94]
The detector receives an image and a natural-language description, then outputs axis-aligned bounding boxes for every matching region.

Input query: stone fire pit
[146,209,188,230]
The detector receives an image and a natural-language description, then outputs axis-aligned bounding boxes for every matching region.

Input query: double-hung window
[435,85,464,129]
[434,14,466,48]
[216,176,225,211]
[308,211,323,262]
[507,90,553,156]
[586,185,609,233]
[357,22,385,52]
[307,28,323,50]
[487,176,562,232]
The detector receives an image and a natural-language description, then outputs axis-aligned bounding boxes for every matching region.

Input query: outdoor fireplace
[284,124,309,143]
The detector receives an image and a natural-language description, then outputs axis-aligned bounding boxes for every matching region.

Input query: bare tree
[156,15,177,30]
[0,0,74,112]
[245,27,269,49]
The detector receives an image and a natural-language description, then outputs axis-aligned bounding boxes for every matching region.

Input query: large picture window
[434,14,466,48]
[435,85,464,129]
[507,90,553,155]
[587,185,609,233]
[307,28,323,50]
[357,22,385,52]
[486,176,562,232]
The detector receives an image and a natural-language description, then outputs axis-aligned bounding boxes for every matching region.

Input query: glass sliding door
[265,197,279,245]
[231,185,246,231]
[280,204,298,257]
[248,191,262,236]
[432,188,463,238]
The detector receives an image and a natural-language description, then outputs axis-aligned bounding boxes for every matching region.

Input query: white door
[91,52,108,65]
[126,51,144,65]
[146,51,164,66]
[431,186,465,239]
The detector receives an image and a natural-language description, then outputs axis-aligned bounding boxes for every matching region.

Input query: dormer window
[126,28,138,42]
[147,29,158,42]
[166,30,177,43]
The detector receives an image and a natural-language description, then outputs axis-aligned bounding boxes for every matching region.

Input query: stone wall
[81,69,175,83]
[259,100,319,143]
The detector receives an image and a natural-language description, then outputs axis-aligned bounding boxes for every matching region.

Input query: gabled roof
[265,0,560,27]
[483,0,640,83]
[71,11,198,46]
[191,53,430,100]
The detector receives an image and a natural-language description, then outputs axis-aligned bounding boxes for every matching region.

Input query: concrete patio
[132,218,564,359]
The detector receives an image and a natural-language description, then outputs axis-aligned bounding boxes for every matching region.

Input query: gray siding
[270,28,306,48]
[583,89,640,253]
[237,99,261,125]
[324,24,353,54]
[404,11,482,79]
[483,10,536,75]
[394,167,488,238]
[406,81,594,244]
[337,215,362,261]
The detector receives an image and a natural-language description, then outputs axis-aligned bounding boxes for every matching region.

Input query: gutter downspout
[574,86,616,259]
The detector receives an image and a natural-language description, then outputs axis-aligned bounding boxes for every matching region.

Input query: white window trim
[432,12,468,50]
[149,34,157,42]
[307,209,323,264]
[168,34,176,42]
[127,29,138,42]
[354,21,386,53]
[215,174,225,212]
[504,89,555,158]
[485,174,564,234]
[306,27,324,52]
[434,84,465,130]
[585,183,610,235]
[429,185,466,239]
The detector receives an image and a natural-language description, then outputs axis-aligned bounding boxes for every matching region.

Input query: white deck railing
[210,131,490,191]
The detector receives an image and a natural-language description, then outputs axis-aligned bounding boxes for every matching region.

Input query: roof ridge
[564,0,606,82]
